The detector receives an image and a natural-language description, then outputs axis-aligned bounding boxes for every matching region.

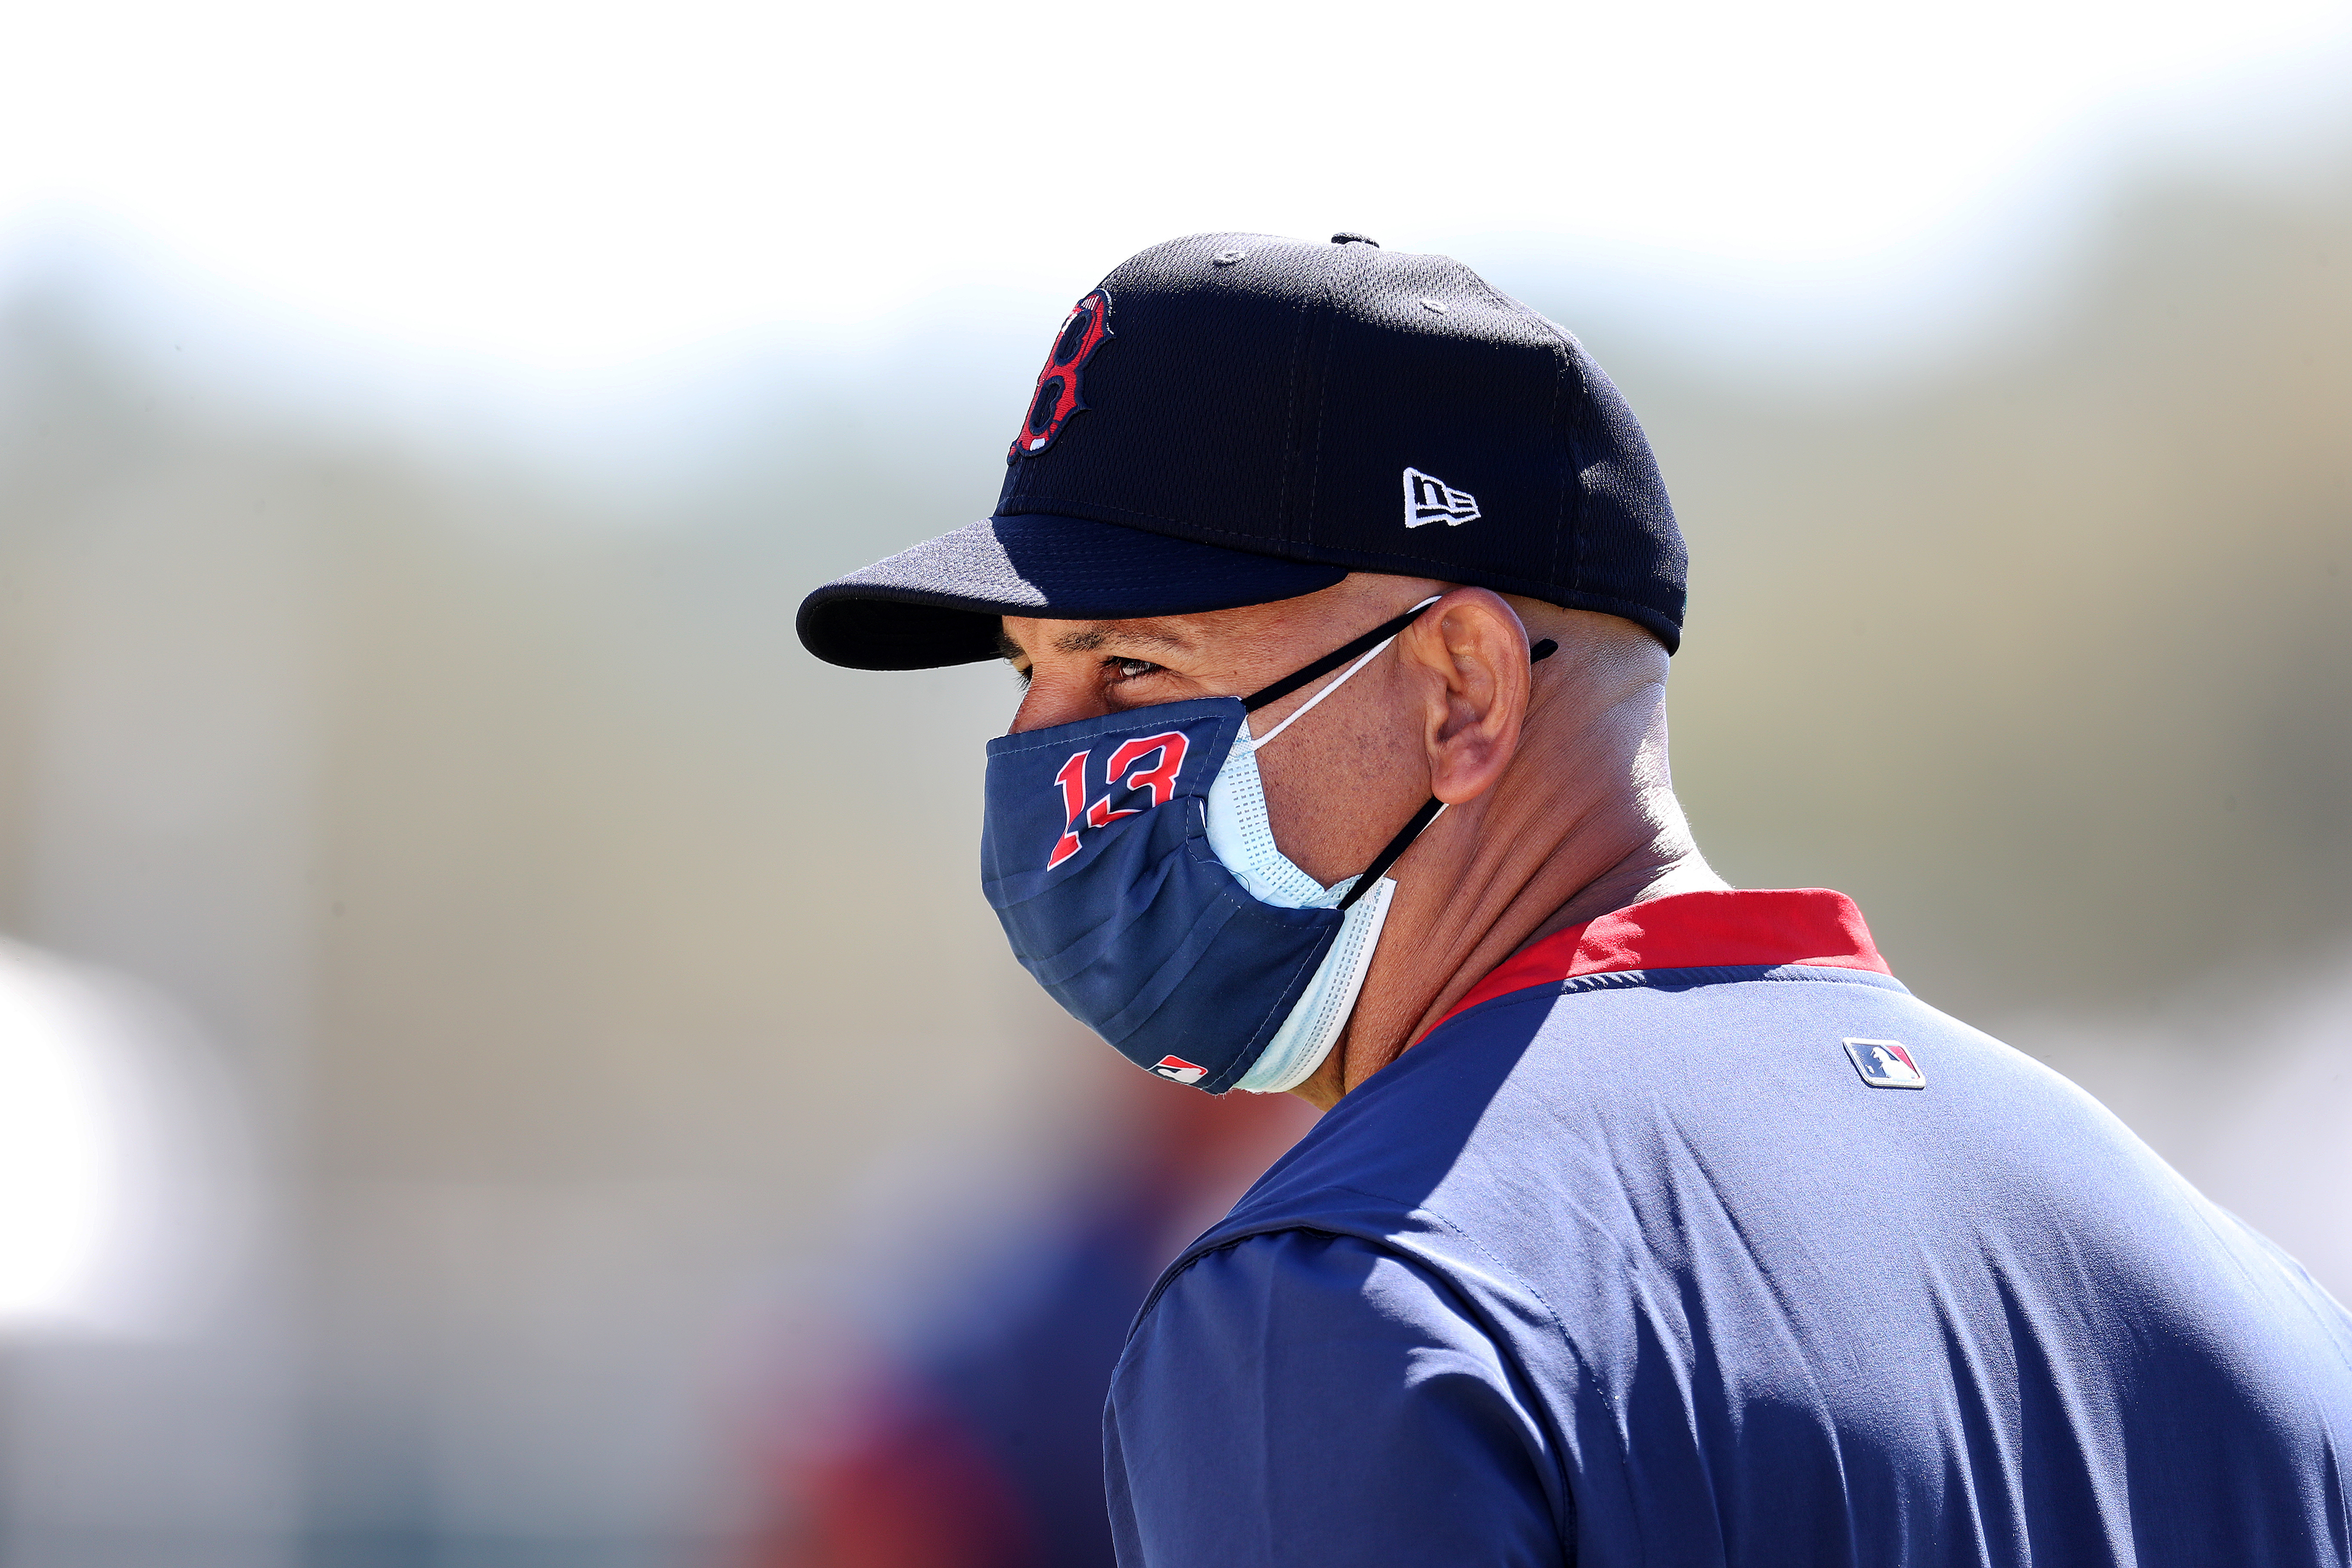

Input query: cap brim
[796,514,1351,670]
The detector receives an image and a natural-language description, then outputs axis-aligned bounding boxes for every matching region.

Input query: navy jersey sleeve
[1104,1229,1568,1567]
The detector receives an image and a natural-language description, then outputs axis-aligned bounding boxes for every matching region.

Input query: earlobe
[1407,590,1530,806]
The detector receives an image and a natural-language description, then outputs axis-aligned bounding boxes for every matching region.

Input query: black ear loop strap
[1333,635,1558,912]
[1240,604,1437,714]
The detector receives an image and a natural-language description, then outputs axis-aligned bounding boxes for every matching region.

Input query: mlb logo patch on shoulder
[1844,1038,1926,1089]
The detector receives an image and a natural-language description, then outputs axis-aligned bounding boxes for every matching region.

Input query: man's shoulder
[1148,964,1987,1322]
[1216,960,1985,1225]
[1127,958,2352,1568]
[1108,1230,1573,1565]
[1157,957,2348,1372]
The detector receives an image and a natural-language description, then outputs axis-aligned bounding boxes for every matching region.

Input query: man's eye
[1109,658,1162,681]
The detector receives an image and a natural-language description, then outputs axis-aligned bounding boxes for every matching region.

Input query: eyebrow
[1058,624,1190,654]
[996,623,1193,663]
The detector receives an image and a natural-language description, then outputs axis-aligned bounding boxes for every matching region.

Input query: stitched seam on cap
[1274,272,1310,544]
[1571,345,1592,595]
[1520,310,1581,593]
[1555,346,1573,590]
[1300,247,1347,550]
[1461,275,1576,591]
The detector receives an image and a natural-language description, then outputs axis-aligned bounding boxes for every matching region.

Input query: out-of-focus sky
[4,0,2348,377]
[1,6,2347,1562]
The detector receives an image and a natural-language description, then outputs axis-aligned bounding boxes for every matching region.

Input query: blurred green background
[0,18,2346,1564]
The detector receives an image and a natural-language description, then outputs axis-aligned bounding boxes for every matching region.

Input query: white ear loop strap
[1245,595,1442,752]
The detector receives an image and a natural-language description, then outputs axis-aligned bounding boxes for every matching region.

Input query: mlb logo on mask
[1844,1038,1926,1089]
[1151,1056,1208,1085]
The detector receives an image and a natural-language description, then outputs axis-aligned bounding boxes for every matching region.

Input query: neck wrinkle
[1394,829,1717,1060]
[1315,689,1723,1107]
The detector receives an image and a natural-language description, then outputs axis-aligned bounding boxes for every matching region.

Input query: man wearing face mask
[796,234,2352,1567]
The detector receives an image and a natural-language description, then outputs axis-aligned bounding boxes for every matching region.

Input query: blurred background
[0,0,2347,1563]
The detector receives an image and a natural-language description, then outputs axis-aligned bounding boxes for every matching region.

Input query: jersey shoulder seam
[1131,1183,1580,1346]
[1433,960,1912,1039]
[1119,1195,1589,1522]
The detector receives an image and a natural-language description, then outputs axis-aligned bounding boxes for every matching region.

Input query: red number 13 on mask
[1045,733,1190,869]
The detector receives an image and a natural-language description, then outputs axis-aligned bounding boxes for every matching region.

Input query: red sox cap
[796,231,1686,669]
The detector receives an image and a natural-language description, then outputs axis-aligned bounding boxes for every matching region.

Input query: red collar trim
[1428,888,1889,1038]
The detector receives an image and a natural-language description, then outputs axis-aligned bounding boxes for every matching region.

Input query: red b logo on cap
[1010,290,1112,460]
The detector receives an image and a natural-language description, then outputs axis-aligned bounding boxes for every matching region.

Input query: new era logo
[1844,1038,1925,1089]
[1402,467,1480,528]
[1150,1055,1207,1085]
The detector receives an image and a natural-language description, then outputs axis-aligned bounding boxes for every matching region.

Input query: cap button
[1330,232,1380,247]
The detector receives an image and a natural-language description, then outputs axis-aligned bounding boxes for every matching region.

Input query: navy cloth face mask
[982,602,1552,1094]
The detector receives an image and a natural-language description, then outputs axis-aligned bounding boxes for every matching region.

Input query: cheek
[1005,681,1072,735]
[1253,699,1431,885]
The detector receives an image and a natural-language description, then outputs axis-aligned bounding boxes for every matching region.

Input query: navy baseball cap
[796,232,1685,670]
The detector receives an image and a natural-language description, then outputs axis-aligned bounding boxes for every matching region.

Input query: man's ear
[1394,588,1530,805]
